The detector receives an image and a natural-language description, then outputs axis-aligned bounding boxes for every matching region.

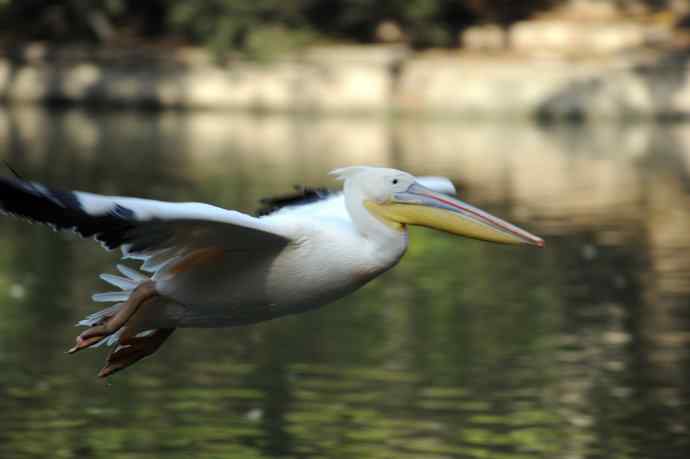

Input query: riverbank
[1,43,689,120]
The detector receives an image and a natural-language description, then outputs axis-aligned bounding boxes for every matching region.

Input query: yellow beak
[366,183,544,247]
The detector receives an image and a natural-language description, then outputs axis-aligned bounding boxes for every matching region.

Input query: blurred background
[1,1,690,458]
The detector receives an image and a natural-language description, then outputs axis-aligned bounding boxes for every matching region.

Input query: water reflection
[0,107,688,458]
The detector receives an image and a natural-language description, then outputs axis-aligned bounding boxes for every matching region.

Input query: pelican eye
[392,179,398,185]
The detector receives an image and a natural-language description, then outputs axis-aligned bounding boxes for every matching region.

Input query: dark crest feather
[256,186,333,216]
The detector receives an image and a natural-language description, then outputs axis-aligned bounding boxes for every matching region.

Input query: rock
[561,0,620,20]
[376,20,406,43]
[509,20,673,56]
[461,24,507,51]
[1,43,690,119]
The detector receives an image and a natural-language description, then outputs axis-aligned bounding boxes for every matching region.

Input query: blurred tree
[167,0,319,59]
[0,0,562,51]
[0,0,166,45]
[464,0,557,26]
[4,0,679,55]
[302,0,475,48]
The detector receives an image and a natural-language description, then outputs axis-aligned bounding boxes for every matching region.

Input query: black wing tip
[3,161,26,181]
[0,174,141,250]
[256,185,333,216]
[0,174,79,213]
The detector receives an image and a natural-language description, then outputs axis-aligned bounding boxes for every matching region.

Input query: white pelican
[0,166,543,377]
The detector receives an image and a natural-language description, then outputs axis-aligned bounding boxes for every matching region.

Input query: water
[0,108,688,458]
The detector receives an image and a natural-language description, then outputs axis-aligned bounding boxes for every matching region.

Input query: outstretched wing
[0,177,292,262]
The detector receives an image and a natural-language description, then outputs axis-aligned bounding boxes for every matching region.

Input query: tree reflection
[0,108,688,458]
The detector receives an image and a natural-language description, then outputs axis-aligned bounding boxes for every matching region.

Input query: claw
[68,280,157,356]
[68,279,175,378]
[98,328,175,378]
[67,334,106,354]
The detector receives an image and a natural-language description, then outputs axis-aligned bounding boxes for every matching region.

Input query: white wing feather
[0,177,297,283]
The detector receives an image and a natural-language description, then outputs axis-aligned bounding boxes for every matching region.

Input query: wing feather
[0,177,292,260]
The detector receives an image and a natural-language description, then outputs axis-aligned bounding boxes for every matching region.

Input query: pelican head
[331,166,543,247]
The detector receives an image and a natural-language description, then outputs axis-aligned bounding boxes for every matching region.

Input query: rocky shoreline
[1,43,689,120]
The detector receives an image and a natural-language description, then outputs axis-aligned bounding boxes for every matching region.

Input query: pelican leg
[67,280,157,354]
[98,328,175,378]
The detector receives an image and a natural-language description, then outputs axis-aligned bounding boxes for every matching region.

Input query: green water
[0,108,688,458]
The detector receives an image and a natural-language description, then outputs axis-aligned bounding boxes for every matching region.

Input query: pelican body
[0,166,543,376]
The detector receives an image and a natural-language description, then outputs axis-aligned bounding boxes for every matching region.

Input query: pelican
[0,166,543,377]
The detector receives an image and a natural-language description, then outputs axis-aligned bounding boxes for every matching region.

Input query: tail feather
[92,291,131,303]
[99,273,137,291]
[116,264,148,282]
[77,302,123,327]
[142,247,180,272]
[99,328,124,348]
[121,244,149,260]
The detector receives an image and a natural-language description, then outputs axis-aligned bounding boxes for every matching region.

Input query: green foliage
[0,0,165,43]
[168,0,318,59]
[464,0,558,24]
[0,0,579,56]
[163,0,467,57]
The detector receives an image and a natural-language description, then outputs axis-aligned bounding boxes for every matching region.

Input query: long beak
[369,183,544,247]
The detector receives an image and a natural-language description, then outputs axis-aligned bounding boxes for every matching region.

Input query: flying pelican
[0,166,543,377]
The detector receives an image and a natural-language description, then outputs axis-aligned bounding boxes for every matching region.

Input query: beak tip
[533,237,545,248]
